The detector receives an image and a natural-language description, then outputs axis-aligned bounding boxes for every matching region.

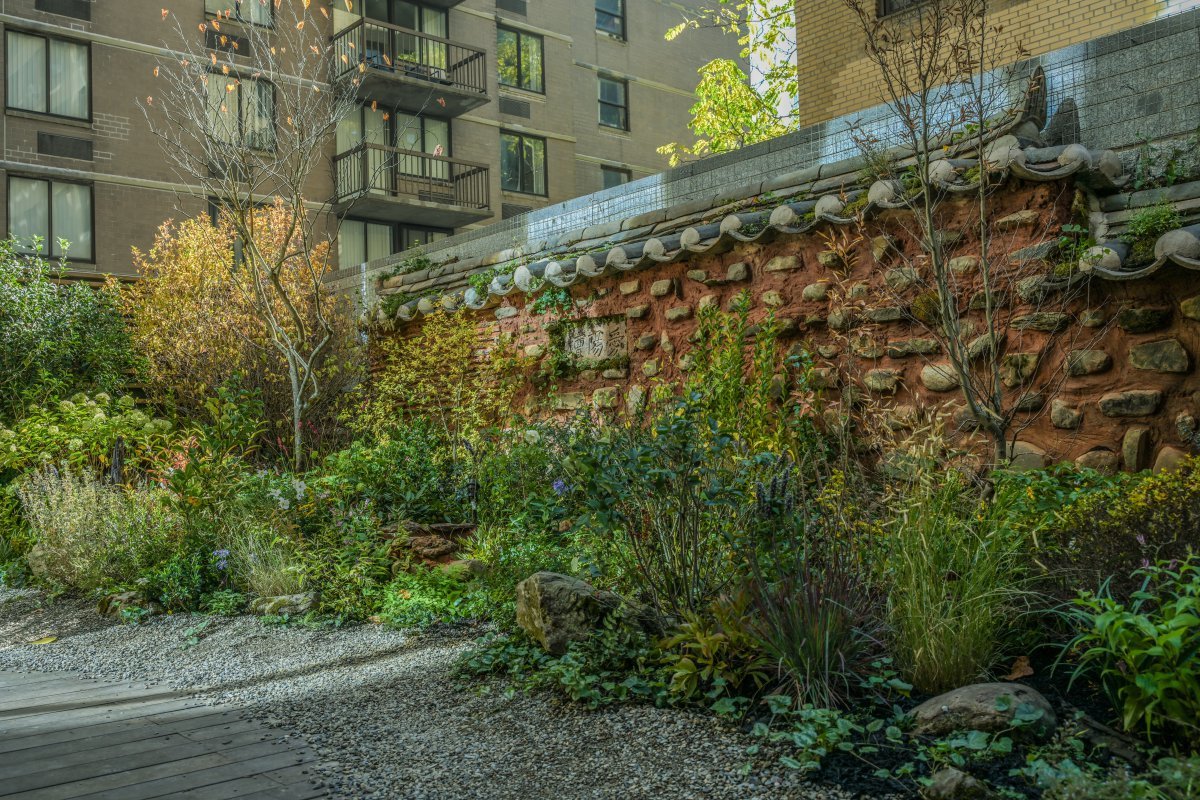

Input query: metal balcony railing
[334,143,490,210]
[332,19,487,98]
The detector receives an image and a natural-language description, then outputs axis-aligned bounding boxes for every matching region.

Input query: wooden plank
[0,715,261,765]
[0,686,188,720]
[0,682,167,715]
[0,696,201,735]
[0,707,240,755]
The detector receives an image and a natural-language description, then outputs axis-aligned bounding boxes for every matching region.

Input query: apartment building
[0,0,740,278]
[795,0,1182,127]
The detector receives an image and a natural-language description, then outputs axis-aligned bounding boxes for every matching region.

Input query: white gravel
[0,587,853,800]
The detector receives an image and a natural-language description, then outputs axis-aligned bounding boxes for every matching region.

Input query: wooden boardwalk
[0,670,327,799]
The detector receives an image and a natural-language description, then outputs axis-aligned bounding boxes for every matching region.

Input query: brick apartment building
[0,0,739,278]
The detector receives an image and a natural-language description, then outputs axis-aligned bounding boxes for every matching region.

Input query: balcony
[333,143,491,227]
[332,19,489,116]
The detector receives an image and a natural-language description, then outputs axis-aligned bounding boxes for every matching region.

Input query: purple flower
[213,549,230,571]
[552,479,568,496]
[1136,534,1147,547]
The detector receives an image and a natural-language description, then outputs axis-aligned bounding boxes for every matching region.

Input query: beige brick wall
[795,0,1166,126]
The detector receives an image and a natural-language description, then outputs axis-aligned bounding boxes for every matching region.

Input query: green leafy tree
[659,0,797,165]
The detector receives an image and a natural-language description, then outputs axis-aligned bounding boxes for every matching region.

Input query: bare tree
[840,0,1097,467]
[141,1,363,469]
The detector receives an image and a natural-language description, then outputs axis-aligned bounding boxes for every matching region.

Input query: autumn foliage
[124,203,360,459]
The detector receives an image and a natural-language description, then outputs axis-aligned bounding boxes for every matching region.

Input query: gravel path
[0,588,853,800]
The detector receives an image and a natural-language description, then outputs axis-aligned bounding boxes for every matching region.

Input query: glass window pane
[421,8,447,37]
[207,79,238,143]
[339,220,365,268]
[241,0,272,26]
[366,222,393,262]
[597,0,622,13]
[7,32,47,113]
[599,77,624,104]
[365,0,389,23]
[48,39,88,118]
[336,112,362,152]
[497,29,518,88]
[392,1,418,29]
[424,118,449,154]
[521,34,543,92]
[51,182,92,260]
[524,137,546,195]
[8,177,49,253]
[500,133,520,192]
[245,82,275,150]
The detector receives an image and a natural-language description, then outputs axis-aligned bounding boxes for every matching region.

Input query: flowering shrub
[0,394,170,483]
[17,468,180,590]
[0,237,134,422]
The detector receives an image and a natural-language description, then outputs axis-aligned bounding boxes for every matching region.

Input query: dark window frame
[208,73,278,152]
[6,174,96,263]
[363,0,450,36]
[876,0,923,17]
[496,25,544,94]
[4,29,92,122]
[205,0,275,29]
[598,75,629,130]
[499,130,547,196]
[595,0,625,39]
[345,102,454,154]
[601,165,631,189]
[338,218,451,267]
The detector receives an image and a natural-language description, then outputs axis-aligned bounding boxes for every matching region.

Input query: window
[7,176,93,260]
[205,0,273,27]
[206,77,275,150]
[5,31,89,120]
[500,132,546,195]
[598,76,628,130]
[336,105,450,178]
[601,166,631,189]
[876,0,922,16]
[595,0,625,38]
[338,219,449,268]
[497,27,543,93]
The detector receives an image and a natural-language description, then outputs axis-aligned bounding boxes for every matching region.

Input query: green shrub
[1122,202,1182,263]
[17,469,180,591]
[201,589,246,616]
[660,591,772,706]
[0,237,134,422]
[1067,557,1200,745]
[380,565,470,627]
[299,514,393,621]
[884,473,1028,693]
[459,524,577,629]
[1049,459,1199,600]
[223,514,306,598]
[140,545,216,611]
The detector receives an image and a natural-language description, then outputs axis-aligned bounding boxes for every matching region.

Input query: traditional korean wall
[384,180,1200,473]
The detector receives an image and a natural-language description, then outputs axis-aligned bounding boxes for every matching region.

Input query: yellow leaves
[161,8,169,20]
[211,18,220,31]
[153,66,160,78]
[295,19,305,30]
[146,95,154,105]
[29,636,58,645]
[221,64,230,75]
[198,22,207,32]
[210,52,217,66]
[370,99,377,111]
[319,6,329,18]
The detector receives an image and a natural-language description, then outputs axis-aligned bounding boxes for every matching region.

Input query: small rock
[494,306,518,320]
[802,282,829,301]
[619,279,640,295]
[921,363,960,392]
[1076,449,1118,475]
[1116,307,1171,333]
[642,358,660,377]
[665,305,692,322]
[726,261,750,281]
[1181,295,1200,321]
[888,338,940,357]
[625,304,649,319]
[828,309,855,331]
[1122,426,1151,472]
[949,256,978,275]
[634,333,657,350]
[1000,353,1039,388]
[1153,446,1189,473]
[1065,349,1112,376]
[867,306,904,323]
[864,369,900,394]
[625,384,646,415]
[697,294,718,312]
[660,331,675,354]
[1129,339,1190,373]
[910,682,1056,739]
[1009,441,1048,470]
[249,593,317,617]
[923,767,994,800]
[524,344,545,358]
[1014,391,1045,412]
[685,269,707,283]
[995,209,1040,229]
[1050,400,1082,429]
[764,255,800,272]
[1079,308,1107,327]
[1011,312,1069,332]
[761,290,784,307]
[592,386,619,410]
[885,267,918,291]
[650,279,674,297]
[1099,390,1163,417]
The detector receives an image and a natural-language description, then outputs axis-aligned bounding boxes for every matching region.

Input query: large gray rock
[516,572,621,655]
[249,593,316,617]
[911,682,1056,740]
[1129,339,1190,373]
[1099,390,1162,417]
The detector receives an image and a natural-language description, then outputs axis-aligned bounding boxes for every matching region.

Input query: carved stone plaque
[560,317,627,364]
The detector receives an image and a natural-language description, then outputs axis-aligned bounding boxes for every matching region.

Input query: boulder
[98,591,165,618]
[1008,441,1048,470]
[923,767,994,800]
[1153,445,1189,473]
[910,682,1056,739]
[1076,449,1118,475]
[1122,426,1152,472]
[1065,349,1112,377]
[1098,390,1162,417]
[1116,307,1171,333]
[921,363,961,392]
[1050,400,1082,430]
[864,369,900,394]
[249,593,316,617]
[516,572,622,655]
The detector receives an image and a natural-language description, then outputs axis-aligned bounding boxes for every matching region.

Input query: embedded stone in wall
[762,291,784,307]
[968,290,1008,311]
[1122,426,1151,472]
[866,306,904,323]
[626,384,646,415]
[764,255,800,272]
[872,236,898,262]
[1065,349,1112,376]
[642,358,660,377]
[851,335,884,359]
[828,309,856,331]
[650,279,674,297]
[884,267,918,291]
[1129,339,1190,373]
[496,306,519,320]
[1079,309,1107,328]
[726,262,750,282]
[1000,353,1039,388]
[525,344,546,358]
[1009,441,1048,470]
[1076,449,1118,475]
[967,333,1002,360]
[1011,312,1069,333]
[1116,307,1171,333]
[561,317,628,364]
[817,344,840,359]
[920,363,960,392]
[635,333,656,350]
[888,338,940,357]
[864,369,900,394]
[686,270,707,283]
[698,295,718,312]
[626,304,649,319]
[1050,400,1082,429]
[660,332,675,354]
[848,283,868,299]
[1181,295,1200,321]
[665,306,693,322]
[949,256,978,275]
[554,392,586,410]
[619,280,640,295]
[1098,390,1163,417]
[1153,446,1188,473]
[996,209,1040,229]
[1014,391,1045,412]
[802,282,829,301]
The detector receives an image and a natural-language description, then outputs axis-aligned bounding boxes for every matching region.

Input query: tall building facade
[0,0,740,279]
